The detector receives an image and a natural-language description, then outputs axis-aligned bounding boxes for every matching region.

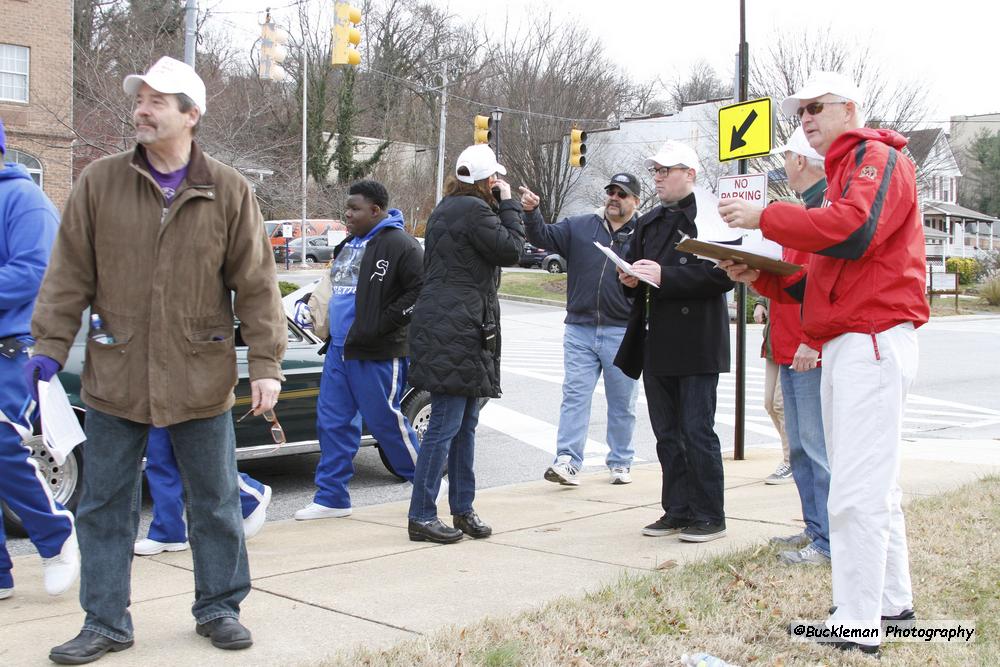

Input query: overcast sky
[207,0,999,124]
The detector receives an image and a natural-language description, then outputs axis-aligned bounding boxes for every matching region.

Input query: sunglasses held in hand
[237,407,286,456]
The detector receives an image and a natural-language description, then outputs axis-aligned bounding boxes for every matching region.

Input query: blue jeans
[556,324,638,469]
[0,341,74,589]
[78,409,249,642]
[780,365,831,556]
[408,394,480,522]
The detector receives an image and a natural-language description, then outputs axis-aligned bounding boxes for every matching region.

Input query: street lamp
[490,107,503,159]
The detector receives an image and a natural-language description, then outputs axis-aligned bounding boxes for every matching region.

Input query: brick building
[0,0,74,210]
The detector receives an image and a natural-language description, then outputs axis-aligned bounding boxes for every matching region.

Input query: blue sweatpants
[314,345,419,509]
[0,339,74,588]
[144,426,266,543]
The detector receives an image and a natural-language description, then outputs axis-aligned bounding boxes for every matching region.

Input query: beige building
[0,0,74,210]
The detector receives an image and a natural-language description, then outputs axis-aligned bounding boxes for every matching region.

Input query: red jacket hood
[825,128,908,164]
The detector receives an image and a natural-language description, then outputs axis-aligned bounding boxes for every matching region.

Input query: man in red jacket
[719,72,929,655]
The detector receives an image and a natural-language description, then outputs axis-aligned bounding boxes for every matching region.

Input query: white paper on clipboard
[592,242,658,288]
[38,376,86,465]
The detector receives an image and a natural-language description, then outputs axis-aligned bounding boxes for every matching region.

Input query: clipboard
[675,237,802,277]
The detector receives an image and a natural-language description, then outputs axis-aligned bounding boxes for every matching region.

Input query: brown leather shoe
[452,511,492,539]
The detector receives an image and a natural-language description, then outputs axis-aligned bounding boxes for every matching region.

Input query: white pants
[823,323,918,644]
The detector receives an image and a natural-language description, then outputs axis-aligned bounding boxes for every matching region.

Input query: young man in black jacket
[294,180,424,520]
[614,140,734,543]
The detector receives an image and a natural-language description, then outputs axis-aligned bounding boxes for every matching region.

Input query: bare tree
[668,59,731,111]
[748,28,930,199]
[479,16,635,222]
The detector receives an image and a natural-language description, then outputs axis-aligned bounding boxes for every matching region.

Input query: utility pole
[300,51,308,266]
[734,0,749,460]
[184,0,197,67]
[435,61,448,205]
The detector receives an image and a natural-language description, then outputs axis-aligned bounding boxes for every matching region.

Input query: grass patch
[929,298,1000,317]
[498,272,567,303]
[278,280,300,297]
[325,476,1000,666]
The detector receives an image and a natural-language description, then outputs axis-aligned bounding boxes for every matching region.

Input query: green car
[3,282,432,534]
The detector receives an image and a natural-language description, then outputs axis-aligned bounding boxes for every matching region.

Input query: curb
[497,293,565,307]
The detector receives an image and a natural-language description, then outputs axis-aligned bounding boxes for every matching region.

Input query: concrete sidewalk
[1,446,997,666]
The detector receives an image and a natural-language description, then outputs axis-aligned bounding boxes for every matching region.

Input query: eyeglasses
[796,100,848,118]
[605,187,633,200]
[647,165,686,177]
[237,407,286,456]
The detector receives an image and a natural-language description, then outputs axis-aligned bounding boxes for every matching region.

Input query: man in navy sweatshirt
[522,174,640,486]
[294,180,424,519]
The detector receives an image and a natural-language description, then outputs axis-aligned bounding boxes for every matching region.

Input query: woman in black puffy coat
[406,144,525,544]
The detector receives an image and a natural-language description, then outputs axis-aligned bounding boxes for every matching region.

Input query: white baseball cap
[772,126,823,161]
[124,56,207,115]
[643,140,701,174]
[779,71,864,118]
[455,144,507,184]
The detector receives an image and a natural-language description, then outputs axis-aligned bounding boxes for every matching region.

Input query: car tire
[546,259,564,274]
[1,435,84,536]
[307,255,318,263]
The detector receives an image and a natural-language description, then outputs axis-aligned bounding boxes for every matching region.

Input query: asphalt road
[7,299,999,555]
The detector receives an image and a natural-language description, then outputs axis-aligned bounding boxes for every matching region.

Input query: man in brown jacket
[27,57,286,664]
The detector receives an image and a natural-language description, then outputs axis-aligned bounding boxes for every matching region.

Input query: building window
[0,44,29,103]
[6,148,42,187]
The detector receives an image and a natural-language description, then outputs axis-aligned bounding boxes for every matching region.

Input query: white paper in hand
[692,186,742,243]
[38,376,86,465]
[592,242,658,287]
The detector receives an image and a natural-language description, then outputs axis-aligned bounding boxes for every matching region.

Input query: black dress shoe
[408,518,463,544]
[195,617,253,650]
[829,605,916,621]
[49,630,134,665]
[452,511,492,539]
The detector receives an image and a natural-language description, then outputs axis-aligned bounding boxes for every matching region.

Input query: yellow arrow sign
[718,98,773,162]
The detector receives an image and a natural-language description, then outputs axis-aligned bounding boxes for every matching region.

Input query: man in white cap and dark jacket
[614,140,733,544]
[719,71,928,656]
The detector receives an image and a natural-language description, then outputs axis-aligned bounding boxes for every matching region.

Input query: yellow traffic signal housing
[259,15,288,81]
[331,2,362,66]
[569,128,587,167]
[474,115,492,145]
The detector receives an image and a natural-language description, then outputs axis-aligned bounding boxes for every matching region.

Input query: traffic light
[332,1,362,66]
[569,128,587,168]
[474,115,492,145]
[259,13,288,81]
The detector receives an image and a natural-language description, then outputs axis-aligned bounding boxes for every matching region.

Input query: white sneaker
[0,587,12,600]
[133,538,190,556]
[42,528,80,596]
[764,463,794,485]
[779,543,830,565]
[609,466,632,485]
[243,484,272,540]
[294,502,352,521]
[544,456,580,486]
